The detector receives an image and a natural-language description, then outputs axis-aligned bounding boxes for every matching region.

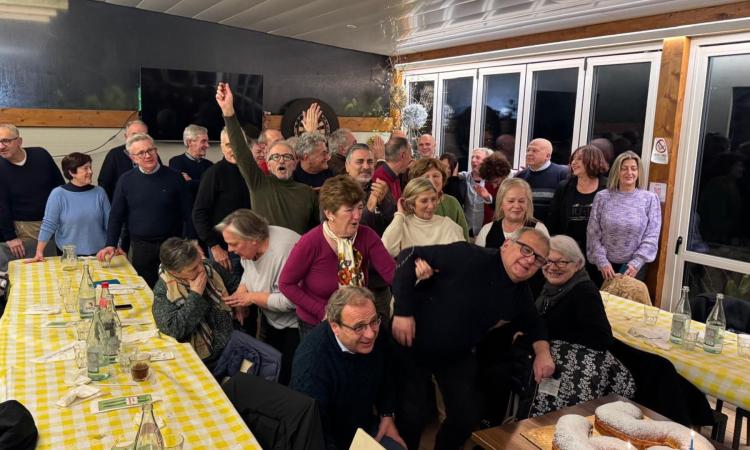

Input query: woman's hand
[415,258,435,281]
[623,264,638,278]
[23,253,45,264]
[222,290,254,308]
[600,264,616,281]
[396,197,406,214]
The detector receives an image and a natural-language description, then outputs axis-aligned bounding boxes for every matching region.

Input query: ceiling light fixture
[346,24,357,29]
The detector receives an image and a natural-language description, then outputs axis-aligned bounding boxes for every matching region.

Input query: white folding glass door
[473,65,526,168]
[578,53,661,174]
[434,70,478,171]
[664,41,750,309]
[404,74,437,138]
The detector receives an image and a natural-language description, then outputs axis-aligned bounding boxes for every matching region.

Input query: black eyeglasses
[339,316,381,334]
[0,137,19,146]
[131,148,157,159]
[513,240,547,268]
[544,259,573,269]
[268,153,295,162]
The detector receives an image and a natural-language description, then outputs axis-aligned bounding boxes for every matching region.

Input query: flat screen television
[139,67,263,141]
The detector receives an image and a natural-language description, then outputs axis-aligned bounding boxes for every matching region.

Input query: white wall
[17,127,389,182]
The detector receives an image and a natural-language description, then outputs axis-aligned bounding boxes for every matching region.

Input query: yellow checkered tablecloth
[604,292,750,411]
[0,257,260,449]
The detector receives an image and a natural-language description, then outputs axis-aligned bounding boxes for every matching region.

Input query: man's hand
[371,136,385,161]
[302,103,321,134]
[532,341,556,383]
[414,258,435,281]
[374,416,407,449]
[6,238,25,259]
[600,264,616,281]
[210,245,231,271]
[392,316,416,347]
[474,183,492,201]
[189,269,208,296]
[215,82,235,117]
[96,246,116,262]
[366,179,388,211]
[181,172,191,182]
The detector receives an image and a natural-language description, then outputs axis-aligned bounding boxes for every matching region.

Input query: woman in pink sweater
[280,175,395,337]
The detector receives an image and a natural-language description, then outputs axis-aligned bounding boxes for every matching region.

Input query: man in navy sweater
[515,138,569,221]
[0,124,64,270]
[290,286,405,450]
[98,120,148,201]
[97,133,192,287]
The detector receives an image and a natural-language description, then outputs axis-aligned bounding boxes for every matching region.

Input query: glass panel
[528,68,579,165]
[588,62,651,164]
[682,262,750,325]
[480,72,520,163]
[408,80,434,136]
[440,77,474,170]
[686,54,750,263]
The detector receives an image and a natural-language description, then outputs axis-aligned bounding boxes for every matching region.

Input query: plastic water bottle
[134,402,164,450]
[86,299,109,381]
[669,286,691,344]
[99,283,122,363]
[703,293,726,354]
[78,262,96,319]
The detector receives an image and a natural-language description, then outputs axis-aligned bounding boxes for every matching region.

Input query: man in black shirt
[292,132,333,189]
[98,120,148,201]
[97,133,192,287]
[193,126,252,275]
[0,123,64,270]
[391,227,555,450]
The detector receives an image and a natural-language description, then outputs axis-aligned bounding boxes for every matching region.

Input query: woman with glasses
[280,175,395,338]
[381,178,466,258]
[475,178,549,248]
[26,152,110,261]
[152,237,236,369]
[587,151,661,282]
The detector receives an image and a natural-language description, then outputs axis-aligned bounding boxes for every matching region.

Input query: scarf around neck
[159,262,230,359]
[322,221,365,287]
[536,268,590,315]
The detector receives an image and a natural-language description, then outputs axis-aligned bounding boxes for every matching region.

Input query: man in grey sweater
[218,209,300,385]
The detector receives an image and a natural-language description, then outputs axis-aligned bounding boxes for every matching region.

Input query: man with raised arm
[215,83,318,235]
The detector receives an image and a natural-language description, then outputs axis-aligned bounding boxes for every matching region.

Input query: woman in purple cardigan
[280,175,395,338]
[586,151,661,282]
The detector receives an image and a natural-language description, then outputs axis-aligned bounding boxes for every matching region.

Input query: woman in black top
[546,145,609,286]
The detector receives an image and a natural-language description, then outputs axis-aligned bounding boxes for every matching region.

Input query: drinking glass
[59,277,76,313]
[683,331,700,351]
[74,342,87,369]
[76,320,91,341]
[163,432,184,450]
[643,305,660,326]
[738,334,750,358]
[130,353,151,382]
[62,245,77,271]
[119,343,137,374]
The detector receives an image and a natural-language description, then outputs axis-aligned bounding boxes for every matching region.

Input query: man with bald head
[515,138,569,221]
[216,83,318,235]
[417,134,436,159]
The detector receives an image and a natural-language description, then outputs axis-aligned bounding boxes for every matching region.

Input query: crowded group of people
[0,80,665,450]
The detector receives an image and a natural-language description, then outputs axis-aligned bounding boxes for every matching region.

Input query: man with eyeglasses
[390,227,555,450]
[291,286,406,450]
[96,133,193,287]
[216,83,319,235]
[0,123,64,271]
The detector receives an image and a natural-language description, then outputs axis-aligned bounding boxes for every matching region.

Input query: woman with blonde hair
[381,177,465,257]
[409,158,469,239]
[587,151,660,281]
[475,178,549,249]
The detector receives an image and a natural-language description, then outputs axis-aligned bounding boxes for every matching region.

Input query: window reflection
[588,63,651,165]
[688,54,750,263]
[683,262,750,312]
[480,73,520,164]
[529,68,578,165]
[441,77,474,170]
[408,81,434,136]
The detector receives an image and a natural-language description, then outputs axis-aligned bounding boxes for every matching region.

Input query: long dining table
[0,256,260,449]
[603,292,750,412]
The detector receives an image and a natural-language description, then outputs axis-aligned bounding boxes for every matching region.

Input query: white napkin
[628,326,671,350]
[108,283,145,292]
[64,369,92,386]
[122,329,159,344]
[56,385,101,408]
[32,342,77,363]
[120,318,151,327]
[25,304,61,315]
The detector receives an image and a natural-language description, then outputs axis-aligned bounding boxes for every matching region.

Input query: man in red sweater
[372,137,412,201]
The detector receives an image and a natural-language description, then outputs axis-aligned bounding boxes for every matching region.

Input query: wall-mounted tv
[140,67,263,141]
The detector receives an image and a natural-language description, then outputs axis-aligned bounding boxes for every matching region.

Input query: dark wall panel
[0,0,390,116]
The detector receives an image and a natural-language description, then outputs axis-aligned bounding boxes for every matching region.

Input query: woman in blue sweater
[28,153,110,260]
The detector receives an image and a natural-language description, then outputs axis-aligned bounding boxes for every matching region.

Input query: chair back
[690,293,750,333]
[601,275,652,306]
